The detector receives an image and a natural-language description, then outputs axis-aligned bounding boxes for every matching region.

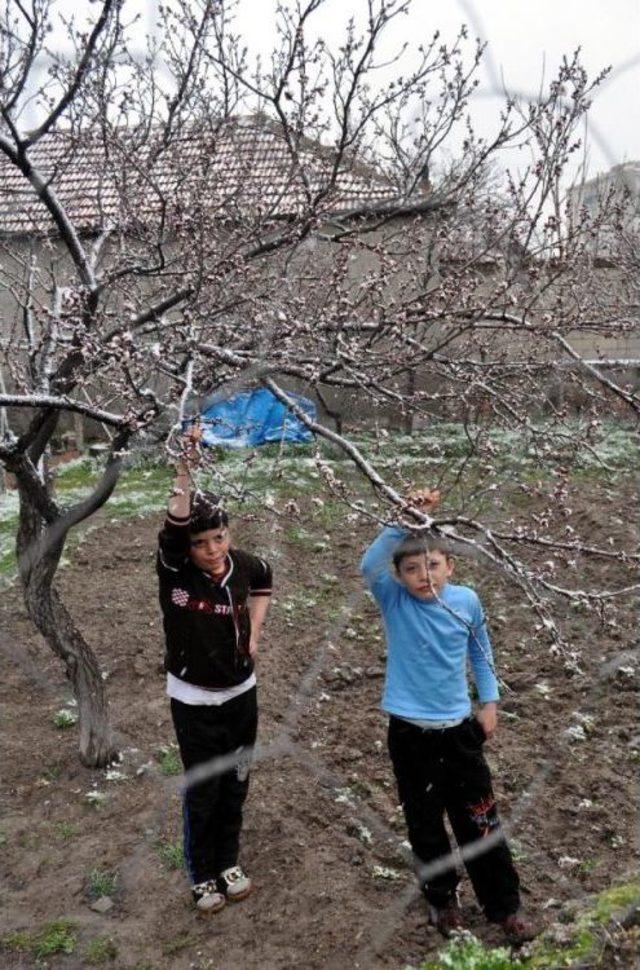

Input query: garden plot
[0,426,638,968]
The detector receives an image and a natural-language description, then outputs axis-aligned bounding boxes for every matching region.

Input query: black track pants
[388,715,521,922]
[170,687,257,885]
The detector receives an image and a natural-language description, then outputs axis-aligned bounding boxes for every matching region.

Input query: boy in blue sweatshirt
[361,493,535,945]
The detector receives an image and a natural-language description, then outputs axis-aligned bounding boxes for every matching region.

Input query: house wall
[1,224,638,445]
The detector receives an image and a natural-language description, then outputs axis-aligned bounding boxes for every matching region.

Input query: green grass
[155,838,184,871]
[0,491,18,579]
[85,936,118,964]
[283,525,319,550]
[524,928,595,969]
[53,708,78,728]
[421,933,519,970]
[0,547,15,577]
[310,497,349,529]
[88,867,118,898]
[32,920,76,958]
[1,930,31,953]
[55,821,78,841]
[591,879,640,922]
[53,458,102,491]
[2,919,78,959]
[157,743,182,776]
[420,878,640,970]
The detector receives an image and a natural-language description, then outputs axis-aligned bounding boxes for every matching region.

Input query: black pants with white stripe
[388,715,521,922]
[171,687,257,885]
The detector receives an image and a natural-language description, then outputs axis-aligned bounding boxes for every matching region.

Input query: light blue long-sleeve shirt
[360,526,499,720]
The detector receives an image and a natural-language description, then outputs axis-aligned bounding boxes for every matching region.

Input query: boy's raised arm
[360,525,406,602]
[158,431,199,573]
[168,463,190,523]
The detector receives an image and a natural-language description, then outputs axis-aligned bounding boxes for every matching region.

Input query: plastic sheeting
[195,388,316,448]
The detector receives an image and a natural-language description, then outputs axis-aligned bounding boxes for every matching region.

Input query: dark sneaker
[192,880,226,915]
[501,911,537,945]
[428,898,465,937]
[218,865,252,902]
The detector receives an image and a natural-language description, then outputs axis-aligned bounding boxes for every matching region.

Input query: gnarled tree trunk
[22,577,116,767]
[14,464,118,768]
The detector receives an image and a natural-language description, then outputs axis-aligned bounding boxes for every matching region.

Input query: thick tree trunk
[22,580,117,767]
[16,485,117,768]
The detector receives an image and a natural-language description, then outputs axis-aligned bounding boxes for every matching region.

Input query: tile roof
[0,115,398,236]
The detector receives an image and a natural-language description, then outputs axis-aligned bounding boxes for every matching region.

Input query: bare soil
[0,483,638,969]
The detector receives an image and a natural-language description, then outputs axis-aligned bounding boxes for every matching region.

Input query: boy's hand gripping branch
[405,487,441,516]
[176,423,203,474]
[170,425,204,521]
[407,488,441,512]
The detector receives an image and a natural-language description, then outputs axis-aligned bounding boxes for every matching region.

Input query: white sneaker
[218,865,252,901]
[192,880,226,915]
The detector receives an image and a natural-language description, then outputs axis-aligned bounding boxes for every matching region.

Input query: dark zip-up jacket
[157,512,273,689]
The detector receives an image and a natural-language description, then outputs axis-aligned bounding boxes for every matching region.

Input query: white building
[568,160,640,232]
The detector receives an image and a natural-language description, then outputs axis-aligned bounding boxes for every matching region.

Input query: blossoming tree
[1,0,637,765]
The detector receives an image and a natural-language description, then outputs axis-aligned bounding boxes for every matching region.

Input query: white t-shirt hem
[167,671,256,706]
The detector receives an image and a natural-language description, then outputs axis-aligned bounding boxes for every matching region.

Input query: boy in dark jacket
[158,439,272,915]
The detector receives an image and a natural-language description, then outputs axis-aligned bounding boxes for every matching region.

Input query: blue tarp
[194,388,316,448]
